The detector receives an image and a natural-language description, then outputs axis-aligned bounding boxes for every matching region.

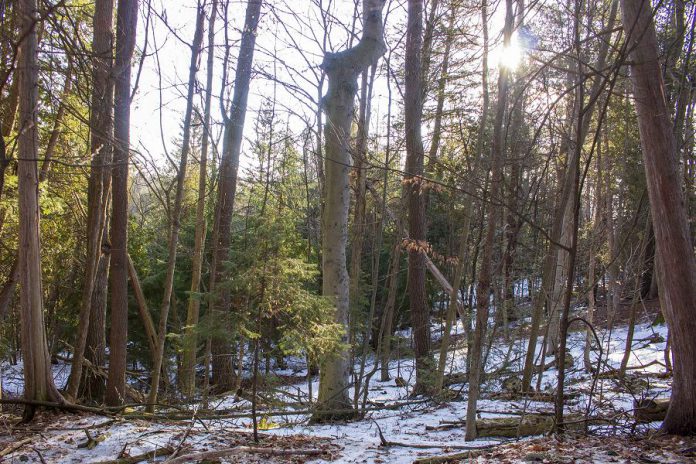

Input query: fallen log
[165,446,324,464]
[634,398,669,423]
[0,398,114,416]
[475,414,585,438]
[443,372,467,387]
[487,391,579,402]
[0,438,32,458]
[412,447,494,464]
[94,446,173,464]
[124,398,430,421]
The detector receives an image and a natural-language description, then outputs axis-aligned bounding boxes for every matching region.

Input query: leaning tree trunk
[106,0,138,407]
[16,0,65,421]
[312,0,386,422]
[146,2,205,413]
[67,0,114,401]
[621,0,696,435]
[182,0,217,399]
[208,0,262,392]
[465,0,513,441]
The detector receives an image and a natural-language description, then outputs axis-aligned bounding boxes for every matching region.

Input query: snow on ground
[1,359,71,397]
[0,316,671,463]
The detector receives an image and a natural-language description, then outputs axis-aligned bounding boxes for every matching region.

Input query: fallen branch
[165,447,324,464]
[411,447,496,464]
[124,398,430,421]
[424,422,462,431]
[599,360,667,376]
[0,398,114,416]
[94,446,174,464]
[0,437,32,458]
[166,407,199,460]
[381,440,501,451]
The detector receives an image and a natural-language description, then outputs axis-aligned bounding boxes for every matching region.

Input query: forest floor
[0,300,686,463]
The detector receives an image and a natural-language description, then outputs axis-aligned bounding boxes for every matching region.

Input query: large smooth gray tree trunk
[313,0,386,422]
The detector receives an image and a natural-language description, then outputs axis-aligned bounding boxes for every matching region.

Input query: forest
[0,0,695,462]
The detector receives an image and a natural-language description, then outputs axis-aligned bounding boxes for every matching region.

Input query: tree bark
[208,0,262,392]
[182,0,217,399]
[16,0,64,420]
[80,249,110,401]
[404,0,433,396]
[621,0,696,435]
[67,0,114,400]
[106,0,138,407]
[312,0,386,422]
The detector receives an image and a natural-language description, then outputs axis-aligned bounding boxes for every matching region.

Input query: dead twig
[32,447,47,464]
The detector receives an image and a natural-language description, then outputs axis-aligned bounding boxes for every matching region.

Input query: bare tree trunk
[379,236,401,381]
[146,2,205,412]
[208,0,262,392]
[313,0,386,422]
[584,150,602,372]
[465,0,513,441]
[554,0,584,426]
[182,0,217,399]
[16,0,65,420]
[421,0,444,214]
[106,0,138,407]
[348,63,376,343]
[377,59,398,383]
[80,249,110,401]
[603,127,620,330]
[435,0,484,393]
[621,0,696,434]
[351,64,379,405]
[67,0,114,400]
[499,1,527,334]
[404,0,433,396]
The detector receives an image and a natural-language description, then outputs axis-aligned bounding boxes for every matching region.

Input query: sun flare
[493,35,524,70]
